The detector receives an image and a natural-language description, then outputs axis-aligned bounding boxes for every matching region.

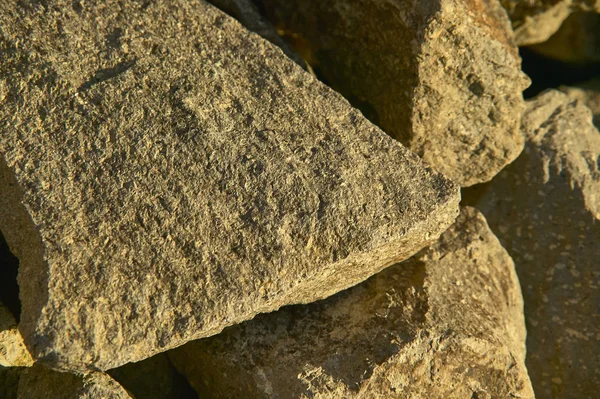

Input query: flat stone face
[261,0,529,186]
[17,364,132,399]
[500,0,600,45]
[0,0,459,372]
[169,207,533,399]
[465,90,600,398]
[0,304,33,368]
[560,77,600,128]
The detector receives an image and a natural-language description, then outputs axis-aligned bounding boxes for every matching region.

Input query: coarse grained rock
[17,364,132,399]
[464,90,600,398]
[0,0,460,372]
[560,77,600,128]
[0,303,33,367]
[108,353,197,399]
[206,0,305,66]
[260,0,529,186]
[528,12,600,64]
[168,207,533,399]
[500,0,600,45]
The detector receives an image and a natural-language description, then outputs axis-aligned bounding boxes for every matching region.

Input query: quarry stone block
[169,208,533,398]
[0,0,459,372]
[465,90,600,398]
[260,0,529,186]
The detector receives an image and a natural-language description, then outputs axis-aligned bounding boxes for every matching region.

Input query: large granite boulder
[0,0,459,372]
[169,207,533,398]
[465,90,600,398]
[259,0,529,186]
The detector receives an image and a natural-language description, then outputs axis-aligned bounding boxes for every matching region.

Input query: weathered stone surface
[528,12,600,63]
[560,77,600,128]
[0,0,460,372]
[500,0,600,45]
[17,364,132,399]
[169,207,533,398]
[464,90,600,398]
[108,353,197,399]
[260,0,529,186]
[206,0,304,66]
[0,304,33,367]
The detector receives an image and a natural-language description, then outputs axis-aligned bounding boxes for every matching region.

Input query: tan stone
[500,0,600,45]
[0,304,33,368]
[260,0,529,186]
[528,12,600,63]
[17,364,132,399]
[169,207,533,398]
[0,0,459,372]
[464,90,600,398]
[560,77,600,128]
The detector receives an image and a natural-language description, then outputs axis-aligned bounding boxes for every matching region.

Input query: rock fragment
[0,366,23,399]
[500,0,600,45]
[0,0,459,372]
[260,0,529,186]
[17,364,132,399]
[465,90,600,398]
[0,304,33,368]
[560,77,600,128]
[527,12,600,64]
[169,207,533,398]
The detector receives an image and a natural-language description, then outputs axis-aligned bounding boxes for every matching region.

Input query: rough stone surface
[0,0,460,372]
[108,353,197,399]
[206,0,304,66]
[17,364,132,399]
[169,207,533,399]
[500,0,600,45]
[528,12,600,63]
[464,90,600,398]
[0,304,33,367]
[260,0,529,186]
[560,77,600,128]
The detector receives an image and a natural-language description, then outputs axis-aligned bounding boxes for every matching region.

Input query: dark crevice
[520,47,600,99]
[0,231,21,321]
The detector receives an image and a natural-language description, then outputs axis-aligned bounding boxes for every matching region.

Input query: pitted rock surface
[169,208,533,398]
[0,0,459,372]
[465,90,600,398]
[260,0,529,186]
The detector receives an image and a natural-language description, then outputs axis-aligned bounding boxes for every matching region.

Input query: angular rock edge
[0,0,460,372]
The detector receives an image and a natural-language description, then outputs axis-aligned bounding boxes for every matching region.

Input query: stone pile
[0,0,598,398]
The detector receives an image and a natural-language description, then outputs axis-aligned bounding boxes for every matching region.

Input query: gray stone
[528,12,600,63]
[0,0,459,372]
[17,364,132,399]
[560,77,600,128]
[464,90,600,398]
[260,0,529,186]
[169,207,533,398]
[500,0,600,45]
[0,304,33,367]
